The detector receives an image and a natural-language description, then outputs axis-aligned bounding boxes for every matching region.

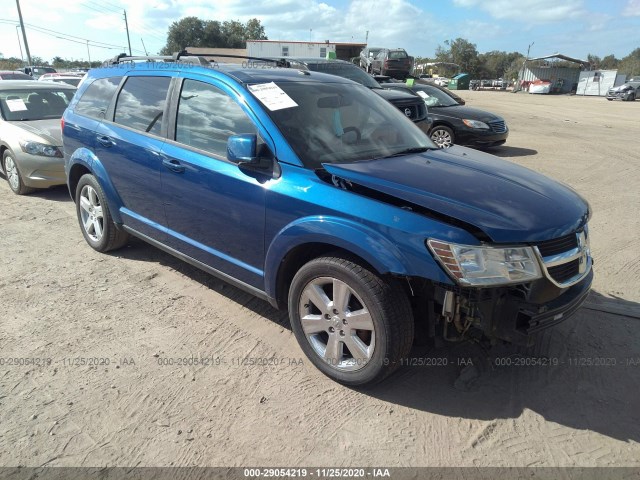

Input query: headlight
[19,141,62,158]
[462,119,490,129]
[427,239,542,286]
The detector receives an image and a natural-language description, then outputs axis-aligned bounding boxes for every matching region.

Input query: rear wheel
[288,255,414,386]
[75,174,129,252]
[430,125,455,148]
[3,150,35,195]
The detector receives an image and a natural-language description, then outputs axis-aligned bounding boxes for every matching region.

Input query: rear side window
[389,51,407,59]
[114,76,170,136]
[175,79,257,157]
[75,77,122,119]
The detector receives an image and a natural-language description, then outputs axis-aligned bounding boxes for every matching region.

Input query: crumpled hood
[9,119,62,145]
[609,84,633,92]
[322,146,590,243]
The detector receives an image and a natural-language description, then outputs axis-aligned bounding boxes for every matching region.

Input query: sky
[1,0,639,63]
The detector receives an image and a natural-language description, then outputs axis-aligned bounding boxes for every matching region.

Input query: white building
[576,70,626,96]
[247,40,365,61]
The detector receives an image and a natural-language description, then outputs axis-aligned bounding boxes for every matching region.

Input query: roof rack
[103,50,291,68]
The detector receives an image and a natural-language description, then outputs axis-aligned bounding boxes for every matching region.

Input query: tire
[3,150,35,195]
[628,93,635,101]
[288,255,414,386]
[430,125,455,148]
[75,173,129,252]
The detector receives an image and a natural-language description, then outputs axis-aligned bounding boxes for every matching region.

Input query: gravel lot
[0,90,639,469]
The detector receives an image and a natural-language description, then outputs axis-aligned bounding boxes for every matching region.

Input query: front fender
[264,216,410,299]
[67,148,124,225]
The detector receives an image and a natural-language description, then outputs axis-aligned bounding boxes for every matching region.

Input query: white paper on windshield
[6,98,28,112]
[248,82,298,111]
[416,90,429,99]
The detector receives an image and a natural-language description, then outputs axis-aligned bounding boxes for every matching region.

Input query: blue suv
[62,53,593,385]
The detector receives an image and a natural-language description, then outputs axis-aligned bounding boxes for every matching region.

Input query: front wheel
[3,150,34,195]
[288,256,414,386]
[75,174,129,252]
[430,125,455,148]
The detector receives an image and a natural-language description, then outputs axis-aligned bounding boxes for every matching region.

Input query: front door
[160,78,270,289]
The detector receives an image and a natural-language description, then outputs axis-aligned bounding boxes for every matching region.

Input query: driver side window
[175,79,257,157]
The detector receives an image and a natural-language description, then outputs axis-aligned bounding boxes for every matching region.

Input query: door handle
[162,158,185,173]
[96,135,115,147]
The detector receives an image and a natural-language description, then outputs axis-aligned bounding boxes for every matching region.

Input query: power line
[0,18,144,53]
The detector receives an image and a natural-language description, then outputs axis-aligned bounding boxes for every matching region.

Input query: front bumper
[480,268,593,345]
[14,150,65,188]
[456,128,509,148]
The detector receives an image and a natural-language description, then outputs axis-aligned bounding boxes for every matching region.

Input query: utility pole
[15,26,24,65]
[86,40,91,65]
[16,0,32,67]
[365,30,369,45]
[123,10,132,55]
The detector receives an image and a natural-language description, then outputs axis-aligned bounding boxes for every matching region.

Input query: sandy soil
[0,91,639,468]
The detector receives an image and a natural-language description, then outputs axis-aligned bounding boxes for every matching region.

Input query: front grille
[392,102,427,122]
[536,233,578,257]
[488,120,507,133]
[547,259,580,284]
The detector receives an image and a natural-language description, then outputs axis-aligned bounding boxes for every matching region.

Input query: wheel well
[430,121,453,130]
[0,145,8,171]
[274,243,381,309]
[68,164,92,202]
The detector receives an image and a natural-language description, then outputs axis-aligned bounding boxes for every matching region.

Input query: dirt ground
[0,91,639,469]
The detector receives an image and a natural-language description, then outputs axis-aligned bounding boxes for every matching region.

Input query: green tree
[161,17,268,54]
[600,54,619,70]
[245,18,267,40]
[435,38,480,77]
[618,48,640,77]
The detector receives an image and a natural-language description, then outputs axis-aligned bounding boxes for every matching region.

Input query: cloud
[623,0,640,16]
[453,0,586,23]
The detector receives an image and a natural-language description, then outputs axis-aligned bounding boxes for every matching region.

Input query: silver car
[0,80,75,194]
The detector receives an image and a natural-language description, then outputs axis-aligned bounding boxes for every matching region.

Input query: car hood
[9,119,62,145]
[375,87,419,102]
[322,146,589,243]
[433,105,502,122]
[609,84,633,92]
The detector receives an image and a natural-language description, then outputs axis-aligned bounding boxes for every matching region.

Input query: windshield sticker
[248,82,298,111]
[416,90,429,99]
[6,98,28,112]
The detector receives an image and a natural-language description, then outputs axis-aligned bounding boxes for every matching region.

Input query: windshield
[255,81,435,169]
[304,62,381,89]
[414,85,459,107]
[0,88,74,121]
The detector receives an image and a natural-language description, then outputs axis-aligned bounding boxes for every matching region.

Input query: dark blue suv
[62,54,593,385]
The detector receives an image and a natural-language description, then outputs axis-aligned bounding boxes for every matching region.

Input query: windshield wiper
[380,146,433,159]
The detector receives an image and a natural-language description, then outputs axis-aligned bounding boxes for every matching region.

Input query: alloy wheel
[298,276,376,371]
[5,156,20,191]
[79,185,104,242]
[431,129,453,148]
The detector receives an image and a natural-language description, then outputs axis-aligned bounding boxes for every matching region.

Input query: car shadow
[30,184,72,202]
[490,146,538,157]
[110,238,291,329]
[108,240,640,443]
[362,291,640,444]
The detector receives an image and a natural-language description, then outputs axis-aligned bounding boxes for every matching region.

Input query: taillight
[61,117,65,132]
[384,60,389,68]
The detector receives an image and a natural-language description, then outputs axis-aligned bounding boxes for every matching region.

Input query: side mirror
[227,134,257,164]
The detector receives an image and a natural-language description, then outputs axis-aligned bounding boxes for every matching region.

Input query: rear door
[93,74,172,241]
[64,76,123,163]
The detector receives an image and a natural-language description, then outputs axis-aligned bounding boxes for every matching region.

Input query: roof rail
[102,52,210,67]
[102,50,290,68]
[180,50,291,67]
